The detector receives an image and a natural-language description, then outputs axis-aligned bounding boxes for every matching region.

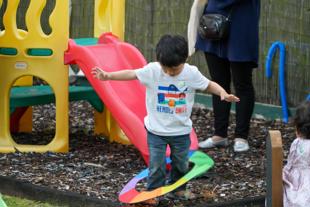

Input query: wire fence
[125,0,310,107]
[1,0,309,106]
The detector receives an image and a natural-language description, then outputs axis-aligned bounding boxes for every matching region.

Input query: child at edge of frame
[283,100,310,207]
[91,34,240,205]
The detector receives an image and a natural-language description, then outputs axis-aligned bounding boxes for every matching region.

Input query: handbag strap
[204,3,235,20]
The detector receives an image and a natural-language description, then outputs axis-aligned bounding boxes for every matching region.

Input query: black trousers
[205,52,255,139]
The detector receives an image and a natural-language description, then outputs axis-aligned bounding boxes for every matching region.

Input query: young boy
[91,34,239,203]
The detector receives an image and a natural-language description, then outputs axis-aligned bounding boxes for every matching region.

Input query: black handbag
[198,7,234,41]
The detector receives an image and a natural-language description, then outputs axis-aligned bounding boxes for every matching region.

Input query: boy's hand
[91,67,110,80]
[220,91,240,102]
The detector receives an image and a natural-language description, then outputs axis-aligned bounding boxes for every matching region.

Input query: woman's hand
[91,67,110,80]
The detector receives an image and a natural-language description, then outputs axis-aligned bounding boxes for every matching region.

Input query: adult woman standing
[188,0,260,152]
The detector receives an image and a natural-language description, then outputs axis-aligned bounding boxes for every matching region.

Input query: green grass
[2,195,67,207]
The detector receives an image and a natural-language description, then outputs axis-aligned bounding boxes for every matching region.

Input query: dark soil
[0,101,295,207]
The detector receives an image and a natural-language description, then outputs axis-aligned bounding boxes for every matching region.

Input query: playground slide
[64,33,198,164]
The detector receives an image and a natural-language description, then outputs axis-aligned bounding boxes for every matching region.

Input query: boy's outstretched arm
[91,67,137,81]
[206,81,240,102]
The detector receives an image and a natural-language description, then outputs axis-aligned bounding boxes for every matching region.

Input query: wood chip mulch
[0,101,295,206]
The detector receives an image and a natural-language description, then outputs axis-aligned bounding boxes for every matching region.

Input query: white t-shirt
[135,62,210,136]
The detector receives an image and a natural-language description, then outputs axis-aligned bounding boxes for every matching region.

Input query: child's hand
[91,67,110,80]
[220,91,240,102]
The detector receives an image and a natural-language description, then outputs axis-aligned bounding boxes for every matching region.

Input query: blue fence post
[307,94,310,101]
[265,41,289,123]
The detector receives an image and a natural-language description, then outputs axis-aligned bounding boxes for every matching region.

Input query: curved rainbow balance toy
[119,151,214,204]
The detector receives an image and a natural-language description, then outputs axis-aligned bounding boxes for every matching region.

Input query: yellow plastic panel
[18,107,33,132]
[14,75,33,132]
[94,0,125,39]
[94,110,130,145]
[109,116,130,145]
[94,110,110,137]
[14,75,32,86]
[0,0,69,152]
[94,0,129,144]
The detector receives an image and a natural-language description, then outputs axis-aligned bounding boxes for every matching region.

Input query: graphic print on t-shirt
[157,82,188,114]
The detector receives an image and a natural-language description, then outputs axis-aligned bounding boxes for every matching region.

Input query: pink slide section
[64,33,198,164]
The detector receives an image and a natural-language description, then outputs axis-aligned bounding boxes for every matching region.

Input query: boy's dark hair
[155,34,188,67]
[294,100,310,139]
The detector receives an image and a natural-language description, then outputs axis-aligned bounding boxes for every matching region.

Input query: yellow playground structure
[0,0,128,153]
[93,0,129,144]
